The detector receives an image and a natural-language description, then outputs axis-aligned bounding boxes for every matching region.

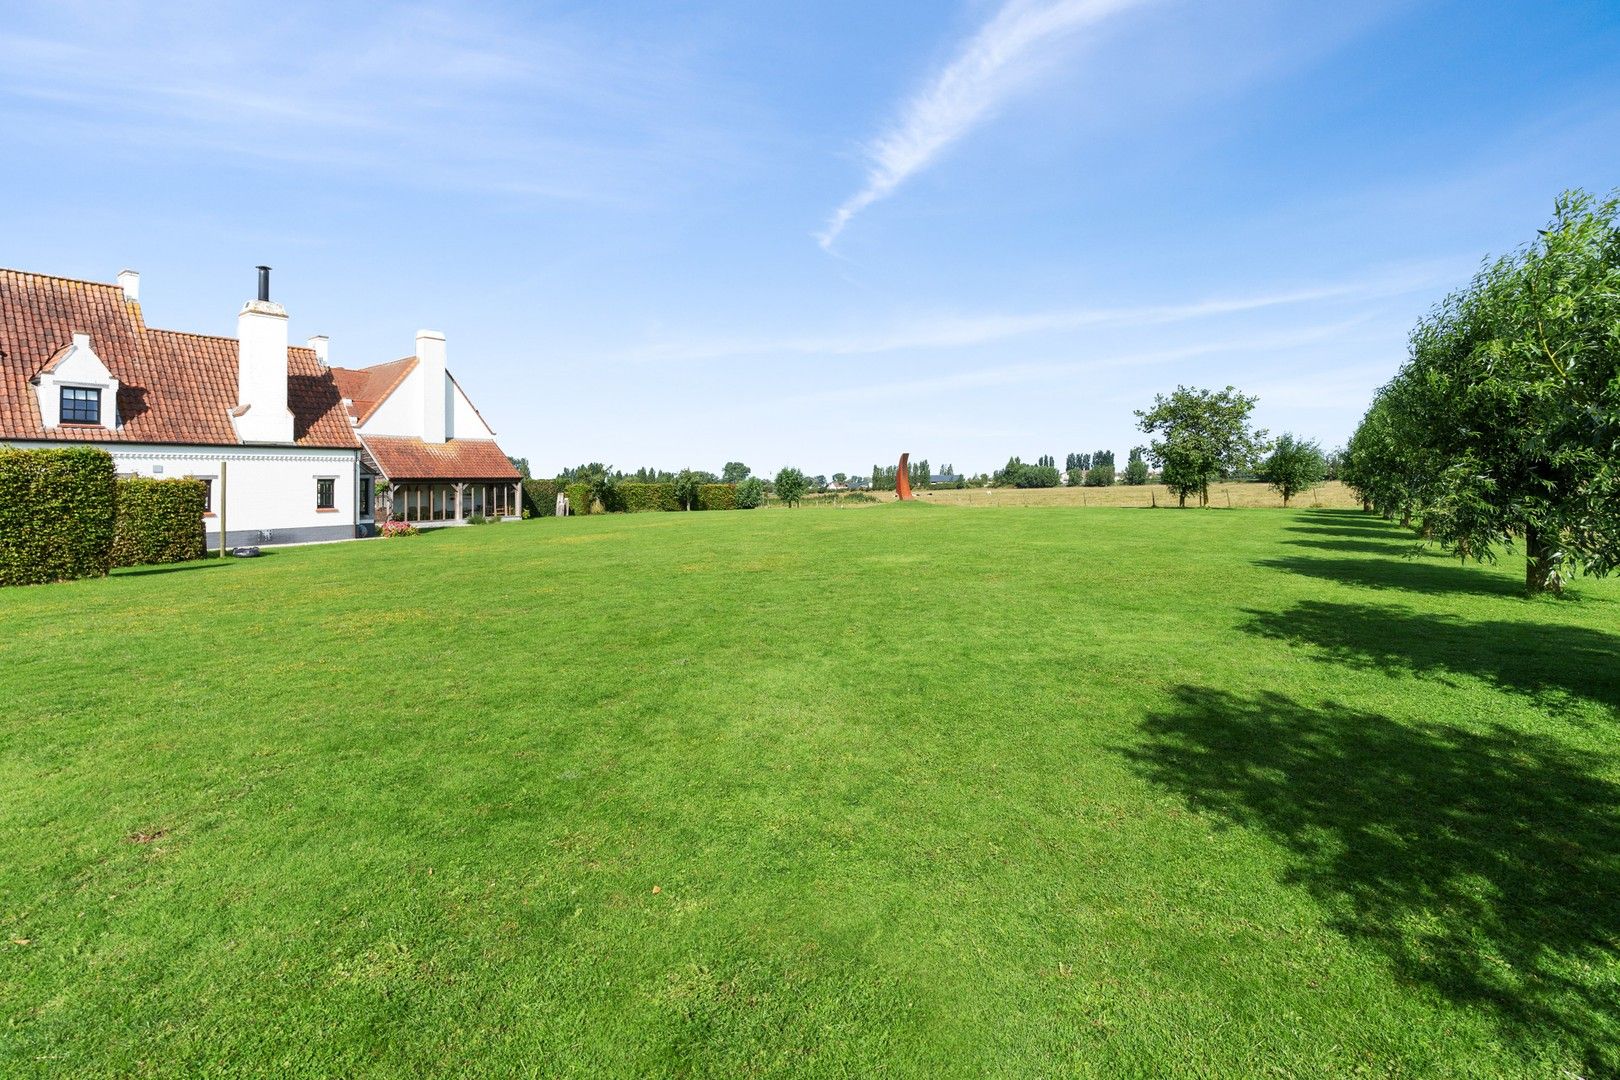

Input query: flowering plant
[380,519,419,538]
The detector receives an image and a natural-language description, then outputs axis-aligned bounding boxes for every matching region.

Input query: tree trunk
[1362,498,1372,513]
[1178,491,1186,508]
[1282,490,1291,508]
[1525,523,1560,593]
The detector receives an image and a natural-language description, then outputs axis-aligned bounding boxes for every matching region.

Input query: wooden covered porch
[386,479,522,524]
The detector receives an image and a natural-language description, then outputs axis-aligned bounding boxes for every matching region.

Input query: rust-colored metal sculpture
[896,452,913,500]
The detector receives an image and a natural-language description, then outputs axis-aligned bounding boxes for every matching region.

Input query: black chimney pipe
[255,265,271,302]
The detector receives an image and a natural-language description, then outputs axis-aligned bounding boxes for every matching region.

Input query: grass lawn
[3,505,1618,1077]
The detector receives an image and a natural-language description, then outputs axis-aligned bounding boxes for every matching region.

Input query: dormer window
[35,334,119,432]
[60,387,101,424]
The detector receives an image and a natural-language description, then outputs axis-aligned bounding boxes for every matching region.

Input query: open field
[911,479,1364,509]
[4,505,1618,1077]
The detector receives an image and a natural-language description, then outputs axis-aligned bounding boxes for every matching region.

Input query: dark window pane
[316,478,336,509]
[61,387,101,423]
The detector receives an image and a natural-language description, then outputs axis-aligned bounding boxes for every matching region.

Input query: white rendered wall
[359,363,423,437]
[449,379,495,438]
[12,441,360,544]
[358,366,495,441]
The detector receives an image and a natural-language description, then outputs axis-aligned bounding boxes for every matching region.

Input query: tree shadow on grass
[1257,554,1526,599]
[112,559,239,577]
[1280,537,1420,556]
[1241,600,1620,716]
[1285,523,1417,541]
[1124,684,1620,1075]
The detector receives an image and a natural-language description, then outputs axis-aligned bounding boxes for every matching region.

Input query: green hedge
[0,446,118,586]
[563,482,593,516]
[618,482,679,512]
[111,477,206,567]
[522,479,560,517]
[697,483,737,511]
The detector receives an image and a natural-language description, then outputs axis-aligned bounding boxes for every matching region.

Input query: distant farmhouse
[0,265,520,546]
[930,473,961,485]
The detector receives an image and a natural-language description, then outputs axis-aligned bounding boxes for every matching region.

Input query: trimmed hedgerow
[523,479,561,517]
[697,483,737,511]
[0,446,118,586]
[111,477,206,568]
[618,482,679,513]
[563,482,593,516]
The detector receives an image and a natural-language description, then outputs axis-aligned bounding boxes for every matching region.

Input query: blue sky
[3,0,1617,477]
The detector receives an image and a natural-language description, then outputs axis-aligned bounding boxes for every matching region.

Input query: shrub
[564,482,593,516]
[466,513,489,526]
[0,446,118,586]
[844,492,877,503]
[111,477,205,567]
[618,482,679,512]
[1123,457,1150,485]
[522,479,560,517]
[697,483,736,511]
[380,519,419,538]
[735,477,766,509]
[1084,464,1116,487]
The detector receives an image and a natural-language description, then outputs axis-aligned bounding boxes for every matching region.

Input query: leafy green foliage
[697,483,737,511]
[111,477,206,567]
[1345,189,1620,591]
[0,446,117,586]
[996,457,1060,488]
[673,470,702,511]
[721,462,751,484]
[1084,464,1116,487]
[563,482,593,516]
[1136,386,1268,507]
[1123,450,1150,486]
[735,477,765,509]
[774,467,808,507]
[521,479,561,517]
[1260,433,1328,507]
[617,482,679,513]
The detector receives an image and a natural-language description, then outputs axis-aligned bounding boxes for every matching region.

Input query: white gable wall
[359,363,424,437]
[357,365,496,441]
[450,378,495,439]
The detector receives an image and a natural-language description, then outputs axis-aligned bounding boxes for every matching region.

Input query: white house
[329,334,521,525]
[0,264,519,544]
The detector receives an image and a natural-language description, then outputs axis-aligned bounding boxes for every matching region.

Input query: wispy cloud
[622,261,1456,363]
[0,3,746,203]
[817,0,1153,250]
[792,318,1383,405]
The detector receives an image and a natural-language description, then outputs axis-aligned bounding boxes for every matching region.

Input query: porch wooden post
[453,482,466,523]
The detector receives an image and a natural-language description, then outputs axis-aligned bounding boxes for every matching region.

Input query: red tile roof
[361,435,521,481]
[329,357,416,425]
[0,268,358,448]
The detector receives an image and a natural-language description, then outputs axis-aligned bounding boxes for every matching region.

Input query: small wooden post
[217,459,228,557]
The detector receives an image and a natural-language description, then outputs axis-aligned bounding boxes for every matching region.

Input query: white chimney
[307,334,329,367]
[234,266,294,443]
[117,269,140,302]
[416,329,448,444]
